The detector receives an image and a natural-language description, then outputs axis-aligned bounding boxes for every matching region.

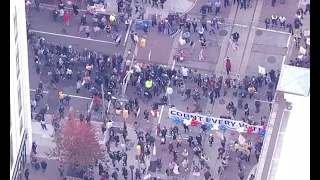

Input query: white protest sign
[216,132,224,140]
[299,46,307,55]
[168,108,263,133]
[179,38,186,46]
[258,66,266,74]
[303,28,310,37]
[152,144,156,155]
[238,134,246,145]
[297,55,304,59]
[229,38,237,50]
[306,38,310,45]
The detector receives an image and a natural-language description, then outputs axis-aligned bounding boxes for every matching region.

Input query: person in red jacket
[63,11,71,26]
[225,57,232,75]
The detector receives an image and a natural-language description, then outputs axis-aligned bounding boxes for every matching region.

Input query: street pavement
[285,0,310,66]
[38,0,196,21]
[28,0,307,179]
[148,140,194,179]
[134,27,176,65]
[149,0,299,179]
[30,90,91,115]
[28,7,129,48]
[258,0,300,31]
[27,6,127,116]
[30,113,144,180]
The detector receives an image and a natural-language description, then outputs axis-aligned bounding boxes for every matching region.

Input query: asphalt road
[148,141,194,178]
[28,8,129,46]
[27,7,129,116]
[134,27,176,66]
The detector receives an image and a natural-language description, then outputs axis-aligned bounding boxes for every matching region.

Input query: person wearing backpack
[41,160,47,174]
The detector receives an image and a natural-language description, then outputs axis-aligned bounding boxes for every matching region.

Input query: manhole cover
[255,30,263,36]
[219,30,228,36]
[267,56,277,64]
[219,99,226,104]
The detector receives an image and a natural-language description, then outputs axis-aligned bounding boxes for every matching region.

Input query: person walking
[58,165,64,177]
[41,160,48,174]
[85,26,91,38]
[24,169,30,180]
[215,0,222,15]
[63,11,71,26]
[225,57,232,75]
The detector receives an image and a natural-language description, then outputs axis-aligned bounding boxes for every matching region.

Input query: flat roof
[277,65,310,96]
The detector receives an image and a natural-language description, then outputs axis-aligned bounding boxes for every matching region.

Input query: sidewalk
[31,114,142,179]
[215,0,265,77]
[38,0,197,19]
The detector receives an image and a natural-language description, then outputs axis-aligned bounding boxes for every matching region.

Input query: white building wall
[10,0,32,179]
[274,94,310,180]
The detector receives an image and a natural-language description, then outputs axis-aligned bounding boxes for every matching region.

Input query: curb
[37,3,87,12]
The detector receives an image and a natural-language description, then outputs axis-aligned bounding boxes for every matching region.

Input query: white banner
[258,66,266,74]
[168,108,263,133]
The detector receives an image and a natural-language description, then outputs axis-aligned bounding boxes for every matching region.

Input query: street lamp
[122,69,134,96]
[101,84,106,125]
[122,43,138,97]
[136,145,141,169]
[129,165,135,180]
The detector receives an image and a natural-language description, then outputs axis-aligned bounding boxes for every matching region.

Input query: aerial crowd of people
[25,0,309,179]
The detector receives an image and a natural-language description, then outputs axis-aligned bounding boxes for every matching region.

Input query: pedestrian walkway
[215,0,265,77]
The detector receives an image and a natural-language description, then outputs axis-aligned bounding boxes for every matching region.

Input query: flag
[148,49,151,61]
[153,144,156,155]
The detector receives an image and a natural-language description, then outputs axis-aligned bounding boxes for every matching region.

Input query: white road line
[286,35,292,48]
[252,27,291,35]
[30,89,49,93]
[30,89,92,100]
[123,19,132,45]
[30,30,117,45]
[282,55,287,67]
[156,33,181,134]
[234,23,249,28]
[195,20,291,35]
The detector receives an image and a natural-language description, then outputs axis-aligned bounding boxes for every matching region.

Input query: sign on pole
[258,66,266,74]
[123,110,129,119]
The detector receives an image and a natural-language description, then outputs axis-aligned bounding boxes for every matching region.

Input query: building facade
[10,0,32,180]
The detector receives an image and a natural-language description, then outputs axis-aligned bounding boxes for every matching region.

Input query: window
[14,7,18,42]
[16,49,20,79]
[10,135,14,168]
[17,84,22,116]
